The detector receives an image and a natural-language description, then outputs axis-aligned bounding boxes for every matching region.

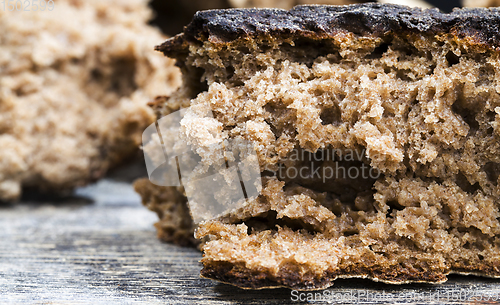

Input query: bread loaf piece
[0,0,181,201]
[463,0,500,8]
[142,4,500,289]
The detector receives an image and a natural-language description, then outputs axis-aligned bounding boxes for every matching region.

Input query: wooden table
[2,167,500,304]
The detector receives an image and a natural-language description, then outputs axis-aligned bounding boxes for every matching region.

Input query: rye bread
[139,4,500,289]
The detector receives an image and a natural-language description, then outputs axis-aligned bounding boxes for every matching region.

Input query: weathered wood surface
[2,173,500,304]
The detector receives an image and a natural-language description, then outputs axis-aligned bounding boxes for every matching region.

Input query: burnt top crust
[157,3,500,56]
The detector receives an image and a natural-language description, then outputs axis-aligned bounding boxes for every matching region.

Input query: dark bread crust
[202,255,500,290]
[201,261,448,290]
[157,3,500,57]
[201,252,500,290]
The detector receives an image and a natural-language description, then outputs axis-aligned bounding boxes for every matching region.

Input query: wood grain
[1,178,499,304]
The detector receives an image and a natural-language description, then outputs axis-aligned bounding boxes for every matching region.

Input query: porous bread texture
[135,95,198,246]
[0,0,181,201]
[146,4,500,289]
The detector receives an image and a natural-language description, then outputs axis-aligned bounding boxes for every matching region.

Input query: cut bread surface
[140,4,500,290]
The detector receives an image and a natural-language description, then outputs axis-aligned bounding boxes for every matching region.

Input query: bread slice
[0,0,181,201]
[142,4,500,290]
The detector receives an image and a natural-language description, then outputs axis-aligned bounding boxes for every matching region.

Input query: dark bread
[139,4,500,289]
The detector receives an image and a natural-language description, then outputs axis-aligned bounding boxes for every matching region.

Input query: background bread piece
[462,0,500,7]
[0,0,181,201]
[147,4,500,290]
[379,0,432,9]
